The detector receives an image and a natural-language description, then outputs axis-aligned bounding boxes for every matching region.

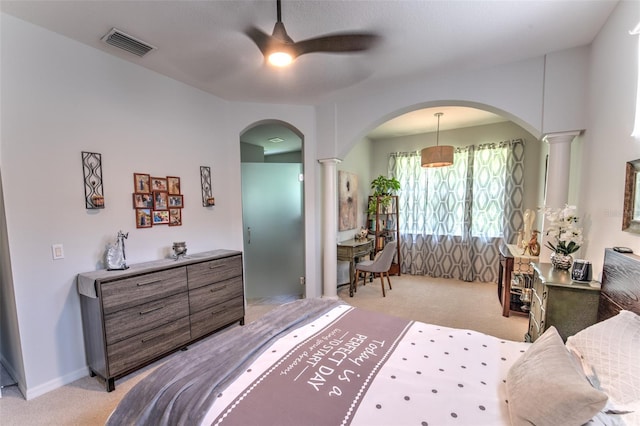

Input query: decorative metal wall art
[200,166,215,206]
[81,151,105,209]
[132,172,183,228]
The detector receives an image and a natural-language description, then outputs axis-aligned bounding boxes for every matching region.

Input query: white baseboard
[23,366,89,400]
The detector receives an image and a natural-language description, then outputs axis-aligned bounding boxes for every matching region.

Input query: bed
[107,248,640,426]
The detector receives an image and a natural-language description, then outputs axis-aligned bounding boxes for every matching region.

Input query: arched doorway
[240,121,305,300]
[336,104,543,284]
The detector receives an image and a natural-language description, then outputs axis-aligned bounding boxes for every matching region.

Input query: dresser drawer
[104,292,189,345]
[187,255,242,290]
[106,316,191,377]
[101,267,187,315]
[190,296,244,340]
[188,276,243,314]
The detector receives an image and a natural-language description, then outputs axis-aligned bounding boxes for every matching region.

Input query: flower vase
[551,252,573,270]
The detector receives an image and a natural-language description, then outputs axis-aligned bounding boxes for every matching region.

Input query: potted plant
[370,175,401,196]
[369,175,400,214]
[543,204,583,270]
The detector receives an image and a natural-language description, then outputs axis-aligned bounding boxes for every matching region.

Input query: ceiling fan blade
[294,33,380,56]
[245,26,274,55]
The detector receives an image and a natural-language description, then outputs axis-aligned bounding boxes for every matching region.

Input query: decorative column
[318,158,341,299]
[540,130,581,260]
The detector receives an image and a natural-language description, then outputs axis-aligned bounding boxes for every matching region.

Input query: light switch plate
[52,244,64,260]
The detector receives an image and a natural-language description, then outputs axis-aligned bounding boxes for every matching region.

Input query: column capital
[318,158,342,165]
[542,130,582,145]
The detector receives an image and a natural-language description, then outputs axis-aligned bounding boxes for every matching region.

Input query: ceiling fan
[246,0,380,67]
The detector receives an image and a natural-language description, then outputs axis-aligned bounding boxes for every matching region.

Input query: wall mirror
[622,159,640,233]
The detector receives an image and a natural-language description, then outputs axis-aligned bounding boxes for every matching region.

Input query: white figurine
[105,231,129,270]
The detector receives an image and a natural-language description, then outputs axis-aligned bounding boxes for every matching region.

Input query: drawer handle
[137,279,162,287]
[141,334,162,344]
[139,305,164,315]
[208,264,225,270]
[209,285,227,293]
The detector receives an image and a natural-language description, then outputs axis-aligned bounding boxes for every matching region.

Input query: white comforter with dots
[108,299,530,426]
[202,303,529,426]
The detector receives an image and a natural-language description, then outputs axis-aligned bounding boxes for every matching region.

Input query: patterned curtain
[389,139,524,282]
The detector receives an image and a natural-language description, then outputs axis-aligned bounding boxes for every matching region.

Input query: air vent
[101,28,156,57]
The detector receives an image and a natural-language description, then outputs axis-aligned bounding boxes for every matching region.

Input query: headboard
[599,248,640,321]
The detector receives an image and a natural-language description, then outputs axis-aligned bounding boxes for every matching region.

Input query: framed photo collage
[133,173,183,228]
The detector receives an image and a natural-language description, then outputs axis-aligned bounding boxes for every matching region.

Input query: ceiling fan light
[421,146,454,168]
[268,51,294,67]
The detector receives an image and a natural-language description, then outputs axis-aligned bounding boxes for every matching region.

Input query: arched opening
[336,102,544,289]
[240,120,305,302]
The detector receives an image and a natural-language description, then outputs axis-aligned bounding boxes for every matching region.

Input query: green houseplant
[368,175,400,218]
[370,175,401,196]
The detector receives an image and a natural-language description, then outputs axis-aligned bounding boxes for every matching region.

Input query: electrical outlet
[52,244,64,260]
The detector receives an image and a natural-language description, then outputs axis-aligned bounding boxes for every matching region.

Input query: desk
[337,238,373,296]
[498,243,538,317]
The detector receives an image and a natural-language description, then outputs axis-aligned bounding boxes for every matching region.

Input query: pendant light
[421,112,454,168]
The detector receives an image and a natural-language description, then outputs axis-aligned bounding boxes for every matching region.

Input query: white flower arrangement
[543,205,583,255]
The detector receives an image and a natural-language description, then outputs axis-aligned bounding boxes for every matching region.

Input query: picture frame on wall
[167,176,181,195]
[133,193,153,209]
[151,177,168,192]
[169,208,182,226]
[153,191,168,210]
[134,173,150,194]
[153,210,170,225]
[136,209,152,228]
[168,194,184,208]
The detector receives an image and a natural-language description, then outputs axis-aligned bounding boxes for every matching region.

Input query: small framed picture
[151,177,168,192]
[132,193,153,209]
[133,173,150,194]
[167,176,181,195]
[153,191,168,210]
[153,210,170,225]
[168,194,184,208]
[169,208,182,226]
[136,208,152,228]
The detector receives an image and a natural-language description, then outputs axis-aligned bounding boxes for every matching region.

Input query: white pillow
[566,310,640,407]
[506,326,608,426]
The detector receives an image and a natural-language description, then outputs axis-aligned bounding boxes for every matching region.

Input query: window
[392,141,515,239]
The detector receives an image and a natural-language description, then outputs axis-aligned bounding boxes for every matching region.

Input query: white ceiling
[1,0,618,152]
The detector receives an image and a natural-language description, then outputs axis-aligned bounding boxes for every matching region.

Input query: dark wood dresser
[77,250,244,391]
[526,262,600,342]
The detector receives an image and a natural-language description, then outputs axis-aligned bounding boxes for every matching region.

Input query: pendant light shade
[421,112,454,168]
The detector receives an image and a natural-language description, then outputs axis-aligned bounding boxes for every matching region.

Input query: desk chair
[352,241,397,297]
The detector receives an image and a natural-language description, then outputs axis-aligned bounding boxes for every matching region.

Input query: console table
[337,238,373,297]
[77,249,244,391]
[498,243,539,317]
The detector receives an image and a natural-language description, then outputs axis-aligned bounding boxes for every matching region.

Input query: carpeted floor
[0,275,527,425]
